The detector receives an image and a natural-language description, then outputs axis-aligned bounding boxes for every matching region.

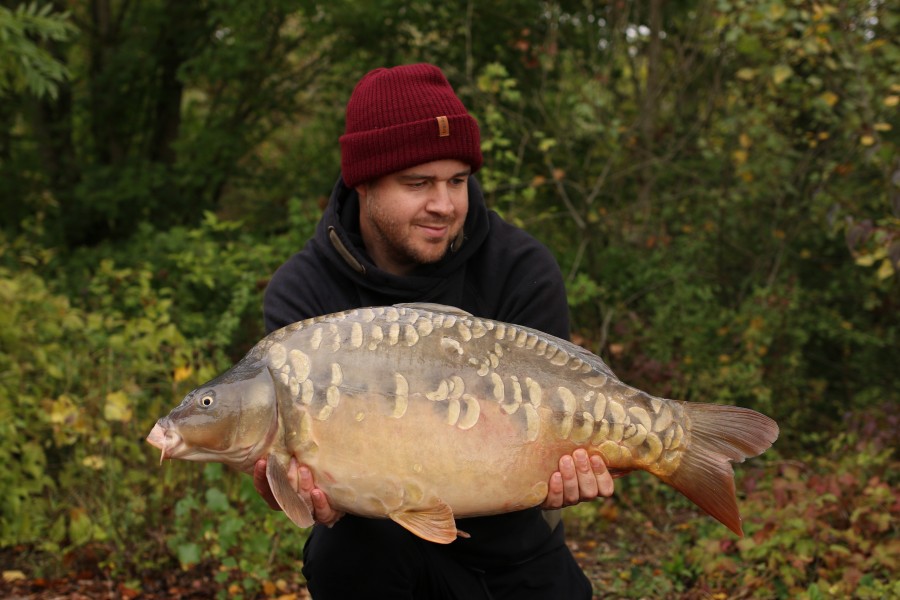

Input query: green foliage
[1,0,330,245]
[0,2,74,100]
[0,248,199,559]
[465,0,899,440]
[0,220,303,582]
[166,464,308,599]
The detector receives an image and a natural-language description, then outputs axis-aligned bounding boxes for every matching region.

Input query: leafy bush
[0,257,201,566]
[0,221,313,585]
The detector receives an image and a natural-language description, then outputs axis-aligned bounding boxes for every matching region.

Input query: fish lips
[146,421,185,464]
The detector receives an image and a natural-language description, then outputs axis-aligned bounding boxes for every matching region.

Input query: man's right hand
[253,457,344,527]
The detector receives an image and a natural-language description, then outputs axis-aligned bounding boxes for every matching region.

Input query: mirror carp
[147,303,779,543]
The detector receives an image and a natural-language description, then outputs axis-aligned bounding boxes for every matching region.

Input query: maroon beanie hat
[339,63,483,188]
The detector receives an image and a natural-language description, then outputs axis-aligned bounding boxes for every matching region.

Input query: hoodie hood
[307,175,491,306]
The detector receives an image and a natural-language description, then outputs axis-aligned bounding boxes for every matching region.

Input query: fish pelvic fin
[389,499,458,544]
[661,403,779,537]
[266,455,314,528]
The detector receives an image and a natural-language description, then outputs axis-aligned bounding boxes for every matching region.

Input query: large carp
[147,303,778,543]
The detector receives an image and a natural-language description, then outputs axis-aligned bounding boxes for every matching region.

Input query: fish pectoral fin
[266,456,314,528]
[389,500,458,544]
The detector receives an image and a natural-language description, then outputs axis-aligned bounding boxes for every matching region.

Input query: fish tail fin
[660,403,779,537]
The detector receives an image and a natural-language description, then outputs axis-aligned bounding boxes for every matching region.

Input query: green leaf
[205,488,230,512]
[772,64,793,85]
[177,542,201,567]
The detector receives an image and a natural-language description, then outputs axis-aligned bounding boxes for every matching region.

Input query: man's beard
[366,193,457,268]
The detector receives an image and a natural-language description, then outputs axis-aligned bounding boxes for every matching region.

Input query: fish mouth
[146,422,184,464]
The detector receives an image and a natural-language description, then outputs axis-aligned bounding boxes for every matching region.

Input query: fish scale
[148,303,779,544]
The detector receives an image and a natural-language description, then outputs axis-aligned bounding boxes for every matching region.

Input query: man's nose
[426,183,454,214]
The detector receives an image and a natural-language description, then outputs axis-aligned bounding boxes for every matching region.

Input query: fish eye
[198,393,215,408]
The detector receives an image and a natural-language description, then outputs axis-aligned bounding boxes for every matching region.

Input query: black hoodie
[263,175,572,568]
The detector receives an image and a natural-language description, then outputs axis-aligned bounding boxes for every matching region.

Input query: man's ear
[355,183,369,202]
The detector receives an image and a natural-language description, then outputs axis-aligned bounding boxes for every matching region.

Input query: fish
[147,303,779,544]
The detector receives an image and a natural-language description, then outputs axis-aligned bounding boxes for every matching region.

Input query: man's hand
[541,449,614,509]
[253,457,344,526]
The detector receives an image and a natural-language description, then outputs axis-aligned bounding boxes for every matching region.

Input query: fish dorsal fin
[389,499,459,544]
[266,455,314,528]
[393,303,473,317]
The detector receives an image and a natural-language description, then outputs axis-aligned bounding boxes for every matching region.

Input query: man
[253,63,614,599]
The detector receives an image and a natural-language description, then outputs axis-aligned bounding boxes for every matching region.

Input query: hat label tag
[436,115,450,137]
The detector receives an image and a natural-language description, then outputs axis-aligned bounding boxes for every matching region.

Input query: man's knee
[302,517,423,597]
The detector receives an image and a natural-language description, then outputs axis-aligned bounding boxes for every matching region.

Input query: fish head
[147,360,278,471]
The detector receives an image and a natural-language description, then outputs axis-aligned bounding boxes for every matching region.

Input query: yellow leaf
[732,149,748,166]
[884,95,899,107]
[3,571,26,583]
[48,394,78,425]
[874,122,892,132]
[819,91,839,107]
[772,64,793,85]
[860,135,875,146]
[174,365,194,383]
[104,391,133,423]
[739,133,752,148]
[855,253,876,267]
[736,68,756,81]
[768,3,786,20]
[876,259,895,280]
[82,455,106,470]
[552,168,565,181]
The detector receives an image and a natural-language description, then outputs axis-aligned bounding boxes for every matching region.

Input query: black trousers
[301,515,593,600]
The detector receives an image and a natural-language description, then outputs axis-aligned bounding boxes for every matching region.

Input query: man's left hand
[541,449,614,509]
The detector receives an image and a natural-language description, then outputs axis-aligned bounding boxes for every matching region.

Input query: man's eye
[408,181,426,189]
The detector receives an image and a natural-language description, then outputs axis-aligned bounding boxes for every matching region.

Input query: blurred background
[1,1,897,598]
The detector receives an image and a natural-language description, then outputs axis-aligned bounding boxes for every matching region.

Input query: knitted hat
[339,64,482,188]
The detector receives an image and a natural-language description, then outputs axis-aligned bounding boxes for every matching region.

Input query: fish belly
[296,393,568,519]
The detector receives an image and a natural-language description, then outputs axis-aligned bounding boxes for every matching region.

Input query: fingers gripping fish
[147,303,779,544]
